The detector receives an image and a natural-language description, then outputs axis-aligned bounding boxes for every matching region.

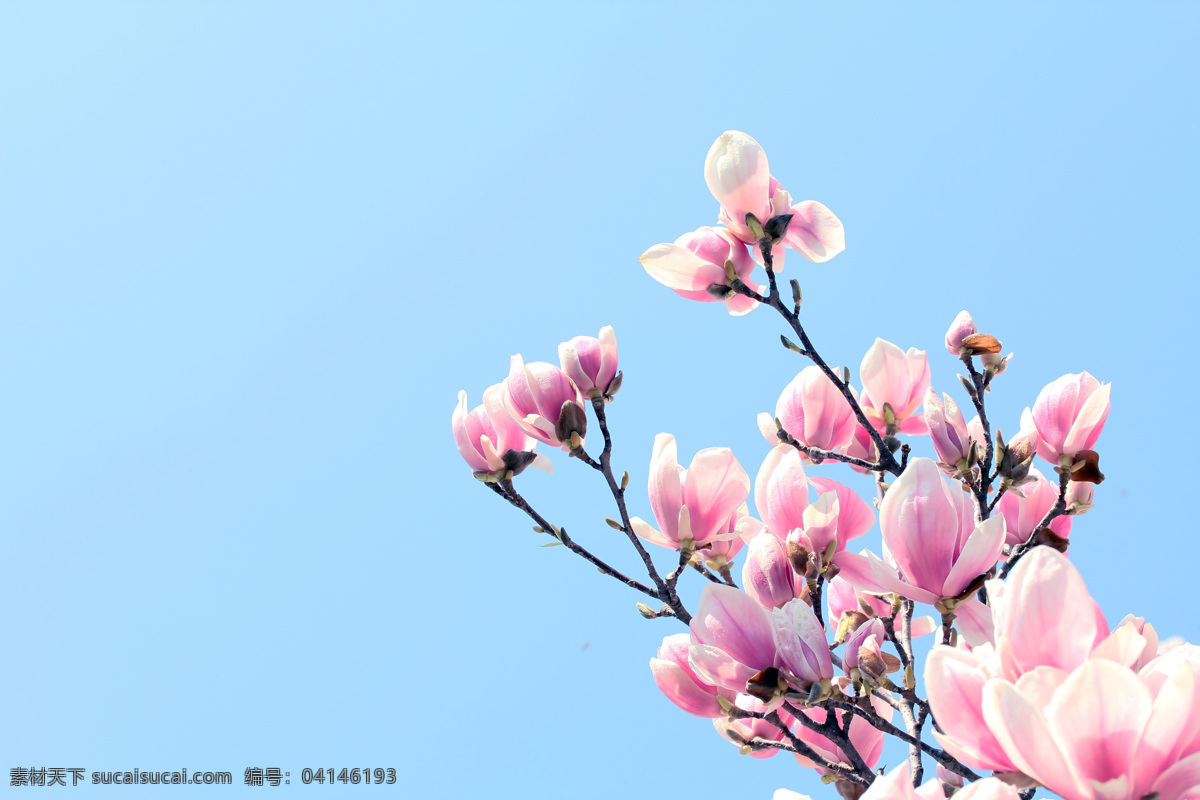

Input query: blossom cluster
[454,131,1192,800]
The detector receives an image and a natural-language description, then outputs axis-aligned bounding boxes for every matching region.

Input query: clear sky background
[3,3,1198,798]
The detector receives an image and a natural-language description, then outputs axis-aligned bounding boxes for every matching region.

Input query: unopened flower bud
[833,610,869,646]
[763,213,794,243]
[1065,481,1095,514]
[945,311,977,355]
[982,351,1012,376]
[558,326,619,400]
[787,541,811,575]
[996,429,1036,485]
[555,401,589,448]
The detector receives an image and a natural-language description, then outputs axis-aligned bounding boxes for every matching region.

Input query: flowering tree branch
[453,130,1163,800]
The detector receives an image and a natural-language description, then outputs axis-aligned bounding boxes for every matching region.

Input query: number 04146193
[300,768,396,785]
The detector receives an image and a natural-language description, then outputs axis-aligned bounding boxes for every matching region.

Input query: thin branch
[831,700,981,782]
[987,483,1009,515]
[960,355,995,520]
[487,480,663,606]
[590,398,692,622]
[1000,467,1071,579]
[730,243,901,476]
[777,426,886,472]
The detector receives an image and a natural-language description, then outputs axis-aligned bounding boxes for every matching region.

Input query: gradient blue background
[3,3,1197,797]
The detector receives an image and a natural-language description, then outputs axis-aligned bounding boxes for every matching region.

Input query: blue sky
[2,2,1198,798]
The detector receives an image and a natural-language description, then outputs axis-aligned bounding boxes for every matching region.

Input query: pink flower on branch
[687,585,831,700]
[924,387,975,475]
[759,365,859,455]
[753,446,874,556]
[558,325,620,400]
[650,633,731,718]
[1031,371,1111,465]
[630,434,751,551]
[500,355,588,450]
[451,387,551,478]
[838,458,1005,606]
[859,338,931,435]
[639,226,764,315]
[704,130,845,268]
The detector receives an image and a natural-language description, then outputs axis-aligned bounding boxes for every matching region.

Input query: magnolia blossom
[630,434,751,551]
[924,547,1197,796]
[924,388,973,473]
[741,531,805,610]
[758,365,858,453]
[838,459,1005,604]
[704,131,845,266]
[994,467,1073,548]
[945,310,978,355]
[500,355,587,449]
[859,338,931,434]
[688,584,778,694]
[688,585,831,696]
[1031,371,1111,464]
[649,633,730,718]
[753,446,874,557]
[451,387,551,476]
[639,226,763,315]
[558,326,620,399]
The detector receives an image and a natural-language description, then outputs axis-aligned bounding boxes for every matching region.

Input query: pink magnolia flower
[924,643,1020,772]
[649,633,730,718]
[982,658,1200,800]
[772,597,833,686]
[988,547,1109,680]
[925,547,1128,775]
[558,326,620,400]
[994,467,1073,549]
[451,387,551,477]
[753,446,874,555]
[741,531,805,610]
[688,584,777,693]
[639,226,763,315]
[630,434,751,551]
[500,355,587,449]
[841,618,900,691]
[759,366,858,453]
[945,310,978,356]
[839,459,1005,605]
[704,131,845,266]
[924,388,974,474]
[859,339,931,435]
[688,586,830,697]
[1031,371,1111,465]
